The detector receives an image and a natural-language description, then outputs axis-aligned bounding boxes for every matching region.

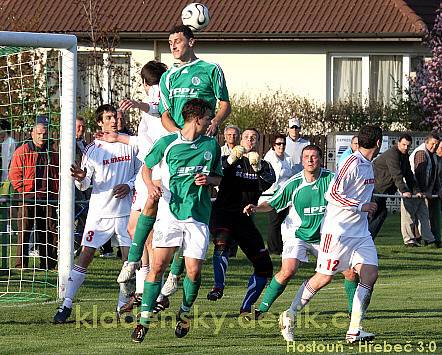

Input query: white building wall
[79,39,428,104]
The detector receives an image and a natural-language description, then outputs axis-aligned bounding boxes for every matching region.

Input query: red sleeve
[8,146,24,192]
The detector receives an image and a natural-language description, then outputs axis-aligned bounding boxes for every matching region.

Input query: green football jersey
[144,132,223,224]
[159,59,229,128]
[268,168,334,243]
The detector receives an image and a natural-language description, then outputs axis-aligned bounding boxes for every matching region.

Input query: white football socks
[135,265,150,294]
[63,265,87,309]
[288,279,317,316]
[349,283,372,332]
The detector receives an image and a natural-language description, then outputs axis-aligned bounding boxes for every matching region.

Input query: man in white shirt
[285,116,310,173]
[221,125,240,156]
[53,104,141,324]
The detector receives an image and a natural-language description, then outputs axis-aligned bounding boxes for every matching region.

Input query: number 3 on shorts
[326,259,339,271]
[86,231,94,242]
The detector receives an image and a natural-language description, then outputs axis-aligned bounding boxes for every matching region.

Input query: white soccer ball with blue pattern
[181,3,210,31]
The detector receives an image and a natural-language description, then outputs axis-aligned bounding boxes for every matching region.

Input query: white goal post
[0,31,77,299]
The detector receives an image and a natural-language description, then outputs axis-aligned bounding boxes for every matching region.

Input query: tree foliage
[410,4,442,131]
[225,91,426,135]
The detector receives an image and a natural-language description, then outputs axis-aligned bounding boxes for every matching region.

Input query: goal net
[0,32,76,302]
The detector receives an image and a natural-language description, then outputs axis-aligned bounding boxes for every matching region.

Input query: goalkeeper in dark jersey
[207,128,276,316]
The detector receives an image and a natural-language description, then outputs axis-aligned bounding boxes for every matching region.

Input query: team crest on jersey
[203,151,212,160]
[153,230,163,242]
[191,76,201,85]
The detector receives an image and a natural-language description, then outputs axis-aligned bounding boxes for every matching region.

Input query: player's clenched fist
[247,151,262,172]
[227,145,246,165]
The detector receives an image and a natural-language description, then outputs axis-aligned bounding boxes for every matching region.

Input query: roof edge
[390,0,428,33]
[73,31,425,42]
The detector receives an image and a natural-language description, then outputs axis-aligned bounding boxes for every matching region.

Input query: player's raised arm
[119,99,151,114]
[206,100,231,137]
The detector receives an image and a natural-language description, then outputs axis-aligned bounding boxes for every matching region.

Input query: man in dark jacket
[9,122,59,269]
[369,133,414,239]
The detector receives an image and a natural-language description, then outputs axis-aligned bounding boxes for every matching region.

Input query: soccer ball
[181,3,210,31]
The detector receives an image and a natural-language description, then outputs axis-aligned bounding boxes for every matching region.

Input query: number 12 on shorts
[326,259,339,271]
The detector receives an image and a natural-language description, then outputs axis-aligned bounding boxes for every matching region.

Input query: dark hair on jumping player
[358,125,383,149]
[140,61,168,86]
[182,98,212,122]
[95,104,117,123]
[169,25,194,40]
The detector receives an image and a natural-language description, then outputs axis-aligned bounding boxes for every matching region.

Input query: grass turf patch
[0,213,441,354]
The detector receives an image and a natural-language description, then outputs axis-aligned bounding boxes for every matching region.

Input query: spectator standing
[0,119,17,184]
[433,143,442,245]
[285,116,310,173]
[337,135,358,169]
[74,117,90,255]
[369,134,414,239]
[402,133,440,247]
[262,133,297,254]
[221,125,240,156]
[0,119,16,256]
[116,110,133,136]
[9,123,59,269]
[75,117,87,160]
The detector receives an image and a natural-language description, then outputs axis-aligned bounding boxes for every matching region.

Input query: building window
[332,57,362,103]
[107,53,131,106]
[77,52,130,110]
[77,52,103,109]
[331,54,405,105]
[369,55,402,104]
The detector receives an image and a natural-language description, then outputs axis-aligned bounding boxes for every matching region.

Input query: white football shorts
[315,234,378,275]
[282,237,320,262]
[131,164,161,211]
[152,199,209,260]
[82,215,131,248]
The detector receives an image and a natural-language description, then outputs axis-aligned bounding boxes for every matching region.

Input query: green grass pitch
[0,213,441,354]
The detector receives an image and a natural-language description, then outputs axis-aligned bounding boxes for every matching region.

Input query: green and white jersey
[268,168,334,244]
[159,59,229,128]
[144,132,222,224]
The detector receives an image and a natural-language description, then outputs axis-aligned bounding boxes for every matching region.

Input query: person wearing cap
[285,117,310,173]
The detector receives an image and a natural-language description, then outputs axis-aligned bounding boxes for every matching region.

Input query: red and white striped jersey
[75,139,141,218]
[321,151,375,237]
